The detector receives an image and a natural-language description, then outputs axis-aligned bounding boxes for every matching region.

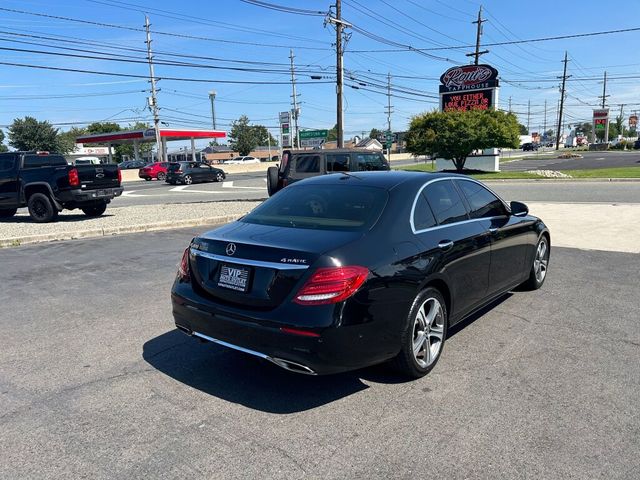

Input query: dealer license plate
[217,264,251,292]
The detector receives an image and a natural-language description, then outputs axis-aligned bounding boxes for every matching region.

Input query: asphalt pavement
[0,229,638,479]
[501,150,640,171]
[111,172,640,207]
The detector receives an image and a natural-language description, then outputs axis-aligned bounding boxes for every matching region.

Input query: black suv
[166,161,226,185]
[267,149,390,196]
[0,151,122,222]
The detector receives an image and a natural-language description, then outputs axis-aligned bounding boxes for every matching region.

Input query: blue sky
[1,0,640,149]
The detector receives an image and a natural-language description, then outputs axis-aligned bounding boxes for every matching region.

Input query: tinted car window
[456,180,507,219]
[23,155,67,168]
[168,163,185,172]
[295,155,320,173]
[326,153,350,172]
[423,180,468,225]
[413,192,437,231]
[0,155,15,172]
[242,184,388,231]
[354,153,389,171]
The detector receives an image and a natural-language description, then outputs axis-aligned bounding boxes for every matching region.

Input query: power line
[0,7,328,50]
[350,25,640,52]
[238,0,327,16]
[0,60,335,84]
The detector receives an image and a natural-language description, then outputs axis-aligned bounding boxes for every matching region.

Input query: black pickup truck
[0,151,123,222]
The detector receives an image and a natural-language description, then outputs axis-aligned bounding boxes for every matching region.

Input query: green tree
[228,116,276,154]
[83,121,152,161]
[574,122,592,138]
[369,128,382,140]
[0,129,8,152]
[57,127,87,154]
[7,116,60,151]
[519,123,529,135]
[326,123,338,142]
[406,109,520,171]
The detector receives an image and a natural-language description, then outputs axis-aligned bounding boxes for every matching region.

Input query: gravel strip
[0,201,261,248]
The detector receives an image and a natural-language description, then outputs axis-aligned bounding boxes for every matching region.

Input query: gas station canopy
[76,128,226,163]
[76,128,226,145]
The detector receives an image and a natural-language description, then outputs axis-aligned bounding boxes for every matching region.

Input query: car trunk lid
[189,221,362,309]
[75,164,120,189]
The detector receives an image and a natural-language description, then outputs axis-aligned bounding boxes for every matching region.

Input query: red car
[139,162,169,181]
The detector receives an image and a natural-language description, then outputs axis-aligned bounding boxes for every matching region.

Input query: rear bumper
[58,187,123,203]
[165,173,184,182]
[171,282,393,375]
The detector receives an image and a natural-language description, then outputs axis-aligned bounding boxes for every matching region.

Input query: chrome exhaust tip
[188,330,317,375]
[269,357,317,376]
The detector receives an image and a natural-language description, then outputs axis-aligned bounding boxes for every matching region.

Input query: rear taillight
[68,168,80,187]
[280,327,321,337]
[293,266,369,306]
[177,247,191,282]
[117,168,122,183]
[176,169,182,173]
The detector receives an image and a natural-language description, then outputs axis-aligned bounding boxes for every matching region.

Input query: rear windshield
[354,153,389,171]
[23,154,67,168]
[168,162,188,172]
[241,184,388,231]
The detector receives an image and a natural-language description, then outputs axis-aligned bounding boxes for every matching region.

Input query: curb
[0,214,244,249]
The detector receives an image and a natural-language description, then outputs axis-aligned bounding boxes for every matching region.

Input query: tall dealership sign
[592,109,609,143]
[439,64,499,112]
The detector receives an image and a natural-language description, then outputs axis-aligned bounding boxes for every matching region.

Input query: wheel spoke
[413,331,426,355]
[425,299,440,327]
[429,324,444,341]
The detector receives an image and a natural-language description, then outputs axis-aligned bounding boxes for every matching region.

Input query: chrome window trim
[191,248,309,270]
[410,176,510,235]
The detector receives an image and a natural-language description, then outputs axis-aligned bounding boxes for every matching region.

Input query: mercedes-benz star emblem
[225,243,236,256]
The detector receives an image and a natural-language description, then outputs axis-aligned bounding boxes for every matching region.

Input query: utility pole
[543,99,547,138]
[508,96,512,113]
[466,5,488,65]
[619,103,625,139]
[326,1,351,148]
[598,71,609,108]
[385,72,393,161]
[144,15,162,162]
[527,99,531,134]
[555,51,570,151]
[208,90,217,130]
[289,49,300,149]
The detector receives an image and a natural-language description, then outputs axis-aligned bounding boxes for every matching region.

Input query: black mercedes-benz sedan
[171,171,550,378]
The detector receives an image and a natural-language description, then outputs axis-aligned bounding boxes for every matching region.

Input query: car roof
[293,170,465,191]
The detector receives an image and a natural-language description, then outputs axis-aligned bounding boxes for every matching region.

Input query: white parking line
[121,191,148,197]
[168,185,230,194]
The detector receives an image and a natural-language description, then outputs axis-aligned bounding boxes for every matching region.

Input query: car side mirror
[510,201,529,217]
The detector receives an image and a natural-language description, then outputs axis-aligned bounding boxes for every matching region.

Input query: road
[1,229,638,478]
[501,150,640,171]
[394,150,640,171]
[113,172,640,207]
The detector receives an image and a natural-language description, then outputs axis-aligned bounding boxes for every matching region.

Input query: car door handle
[489,227,498,234]
[438,240,454,251]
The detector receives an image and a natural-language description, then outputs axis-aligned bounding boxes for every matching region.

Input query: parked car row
[136,161,226,184]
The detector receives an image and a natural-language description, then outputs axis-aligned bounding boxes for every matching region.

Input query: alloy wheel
[184,175,193,185]
[534,239,548,283]
[412,297,444,368]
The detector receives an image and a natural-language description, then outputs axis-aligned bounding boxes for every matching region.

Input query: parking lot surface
[1,229,638,479]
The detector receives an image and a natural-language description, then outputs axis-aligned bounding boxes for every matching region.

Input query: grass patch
[399,163,540,179]
[563,166,640,178]
[399,164,640,179]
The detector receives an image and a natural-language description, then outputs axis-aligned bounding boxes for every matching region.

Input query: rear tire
[520,235,550,290]
[267,166,279,196]
[183,175,193,185]
[0,208,17,218]
[27,193,58,223]
[157,172,166,181]
[215,172,225,182]
[392,287,448,378]
[144,178,151,181]
[81,202,107,217]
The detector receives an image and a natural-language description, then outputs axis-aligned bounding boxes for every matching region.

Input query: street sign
[299,129,328,139]
[281,123,290,134]
[279,111,291,123]
[300,138,325,148]
[281,134,291,148]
